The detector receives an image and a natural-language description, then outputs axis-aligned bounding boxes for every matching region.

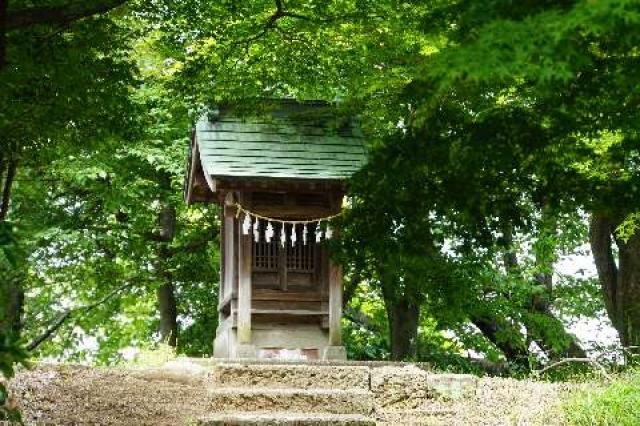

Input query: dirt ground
[8,363,571,425]
[9,364,209,425]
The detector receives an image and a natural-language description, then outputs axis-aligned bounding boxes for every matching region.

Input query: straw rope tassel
[233,202,342,246]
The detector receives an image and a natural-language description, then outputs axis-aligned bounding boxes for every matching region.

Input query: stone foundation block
[211,364,369,390]
[197,412,375,425]
[427,373,477,400]
[208,388,373,415]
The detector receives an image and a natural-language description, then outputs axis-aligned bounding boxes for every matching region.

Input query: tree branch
[500,221,518,271]
[344,307,376,332]
[6,0,128,30]
[342,272,361,308]
[167,236,214,257]
[234,0,318,49]
[470,312,531,366]
[231,0,380,56]
[280,11,316,22]
[0,159,17,221]
[27,281,137,351]
[534,357,611,381]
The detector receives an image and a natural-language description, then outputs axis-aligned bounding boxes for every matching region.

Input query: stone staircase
[195,362,477,425]
[198,363,374,425]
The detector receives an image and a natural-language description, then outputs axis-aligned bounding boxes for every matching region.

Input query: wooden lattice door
[252,223,317,291]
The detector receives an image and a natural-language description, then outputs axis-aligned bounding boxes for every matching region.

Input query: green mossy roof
[194,102,367,181]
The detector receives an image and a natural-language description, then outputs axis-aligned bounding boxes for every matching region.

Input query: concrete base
[251,323,329,350]
[213,318,234,358]
[236,344,257,358]
[214,321,339,360]
[322,346,347,360]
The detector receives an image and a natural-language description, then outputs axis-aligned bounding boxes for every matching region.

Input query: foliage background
[1,0,639,385]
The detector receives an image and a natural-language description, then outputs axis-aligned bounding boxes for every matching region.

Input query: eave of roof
[184,101,367,204]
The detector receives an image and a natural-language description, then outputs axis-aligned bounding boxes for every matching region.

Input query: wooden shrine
[184,101,366,360]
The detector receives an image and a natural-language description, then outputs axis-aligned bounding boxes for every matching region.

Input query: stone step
[197,412,375,426]
[208,388,373,415]
[210,364,370,390]
[376,408,459,425]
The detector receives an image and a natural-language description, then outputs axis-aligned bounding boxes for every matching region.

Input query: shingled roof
[184,101,367,203]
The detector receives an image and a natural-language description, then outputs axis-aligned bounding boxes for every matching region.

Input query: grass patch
[123,344,178,368]
[562,369,640,426]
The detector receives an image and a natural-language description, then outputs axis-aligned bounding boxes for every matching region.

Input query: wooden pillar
[217,209,226,325]
[237,208,252,345]
[222,204,235,300]
[328,259,343,346]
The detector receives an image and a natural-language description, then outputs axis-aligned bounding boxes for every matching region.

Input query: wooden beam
[204,173,217,194]
[251,309,328,316]
[215,177,346,194]
[185,137,217,204]
[252,291,321,302]
[237,198,252,345]
[328,259,343,346]
[193,137,218,195]
[249,205,336,219]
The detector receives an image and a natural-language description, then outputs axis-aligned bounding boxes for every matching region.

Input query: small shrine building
[184,100,366,360]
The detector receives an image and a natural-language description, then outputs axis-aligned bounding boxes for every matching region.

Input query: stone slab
[189,357,431,370]
[208,388,373,415]
[197,412,375,426]
[211,364,369,390]
[428,374,477,400]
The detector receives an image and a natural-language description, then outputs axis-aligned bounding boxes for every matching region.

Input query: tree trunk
[0,158,17,221]
[470,312,531,367]
[157,282,177,346]
[0,275,24,338]
[524,271,587,359]
[590,213,640,354]
[0,151,23,343]
[381,279,420,360]
[156,203,177,346]
[0,151,6,204]
[389,298,420,360]
[615,225,640,352]
[501,218,586,360]
[342,272,360,309]
[155,172,178,347]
